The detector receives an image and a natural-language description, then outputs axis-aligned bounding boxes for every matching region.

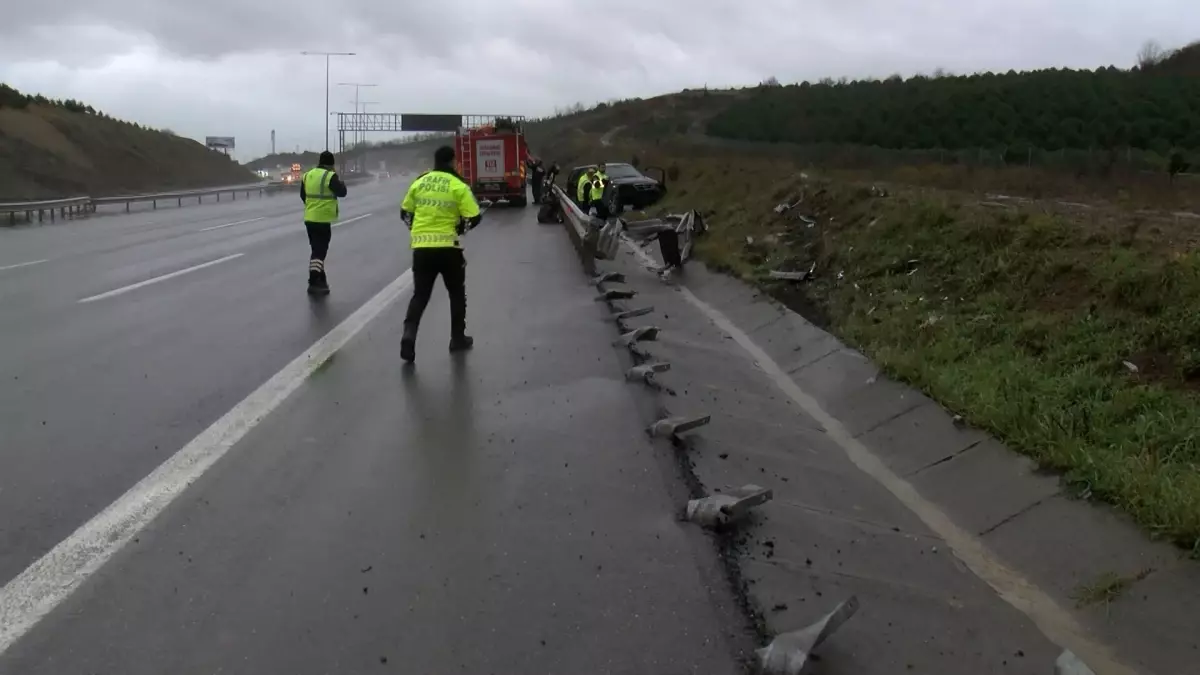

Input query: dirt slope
[0,100,255,200]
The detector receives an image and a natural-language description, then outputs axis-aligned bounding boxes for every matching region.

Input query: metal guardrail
[1,182,275,226]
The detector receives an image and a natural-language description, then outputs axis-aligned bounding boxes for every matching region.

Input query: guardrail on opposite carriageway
[1,182,277,226]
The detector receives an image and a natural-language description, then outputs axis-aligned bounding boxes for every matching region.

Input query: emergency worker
[300,150,348,294]
[589,167,612,221]
[576,166,597,209]
[399,145,483,362]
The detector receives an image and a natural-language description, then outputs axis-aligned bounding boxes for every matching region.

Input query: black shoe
[401,325,418,362]
[448,335,474,352]
[307,282,330,296]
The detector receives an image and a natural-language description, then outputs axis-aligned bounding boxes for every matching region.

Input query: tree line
[0,83,158,131]
[707,43,1200,157]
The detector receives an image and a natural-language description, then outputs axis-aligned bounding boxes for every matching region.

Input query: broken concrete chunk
[592,271,625,286]
[594,288,636,302]
[612,306,654,321]
[1122,360,1139,373]
[1055,650,1097,675]
[625,362,671,382]
[686,485,773,528]
[757,596,860,675]
[613,326,660,347]
[648,415,711,439]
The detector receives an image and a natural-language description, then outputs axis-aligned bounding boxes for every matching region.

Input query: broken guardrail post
[595,288,636,302]
[613,326,660,348]
[625,362,671,383]
[757,596,860,675]
[592,271,625,286]
[1055,651,1096,675]
[612,306,654,322]
[648,415,711,439]
[685,484,773,528]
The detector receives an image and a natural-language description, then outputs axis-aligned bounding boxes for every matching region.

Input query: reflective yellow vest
[401,170,481,249]
[589,175,608,202]
[303,168,338,223]
[576,172,593,202]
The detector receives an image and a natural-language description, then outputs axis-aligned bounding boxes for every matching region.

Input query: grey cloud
[3,0,1198,160]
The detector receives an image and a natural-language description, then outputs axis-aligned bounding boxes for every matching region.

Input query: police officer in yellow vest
[398,145,483,362]
[589,164,612,220]
[576,166,596,209]
[300,150,348,295]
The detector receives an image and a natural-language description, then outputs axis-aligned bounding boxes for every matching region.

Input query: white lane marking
[0,268,414,655]
[78,253,244,304]
[657,269,1137,675]
[332,213,373,229]
[199,217,265,232]
[0,259,49,272]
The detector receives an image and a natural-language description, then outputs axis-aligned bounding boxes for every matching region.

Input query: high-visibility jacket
[303,168,339,223]
[576,172,594,202]
[589,175,608,202]
[401,170,480,249]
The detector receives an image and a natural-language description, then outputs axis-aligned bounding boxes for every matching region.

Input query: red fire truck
[456,115,529,207]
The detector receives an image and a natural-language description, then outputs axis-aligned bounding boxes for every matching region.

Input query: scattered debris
[769,269,809,282]
[648,415,711,439]
[613,326,660,348]
[592,271,625,286]
[798,215,816,228]
[612,306,654,321]
[626,362,671,382]
[757,596,861,675]
[1122,360,1139,373]
[595,288,636,302]
[359,566,373,573]
[685,484,773,528]
[1055,650,1097,675]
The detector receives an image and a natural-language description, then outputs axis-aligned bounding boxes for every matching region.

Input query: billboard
[205,136,236,150]
[400,114,461,132]
[475,139,504,180]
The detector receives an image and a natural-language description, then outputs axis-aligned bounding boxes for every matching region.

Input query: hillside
[530,42,1200,553]
[0,84,255,200]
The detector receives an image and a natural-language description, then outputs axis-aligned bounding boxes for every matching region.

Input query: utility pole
[338,82,377,168]
[300,51,356,151]
[271,129,276,156]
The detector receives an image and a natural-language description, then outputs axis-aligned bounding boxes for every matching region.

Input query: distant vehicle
[290,163,302,183]
[456,116,529,207]
[565,162,667,212]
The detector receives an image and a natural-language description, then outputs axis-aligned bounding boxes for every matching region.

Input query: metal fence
[1,182,276,226]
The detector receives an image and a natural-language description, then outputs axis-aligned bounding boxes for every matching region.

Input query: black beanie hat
[434,145,455,167]
[319,150,335,166]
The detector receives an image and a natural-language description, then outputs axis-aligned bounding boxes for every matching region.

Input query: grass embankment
[543,134,1200,553]
[0,87,254,199]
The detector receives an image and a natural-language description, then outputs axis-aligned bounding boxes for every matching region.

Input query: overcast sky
[2,0,1196,161]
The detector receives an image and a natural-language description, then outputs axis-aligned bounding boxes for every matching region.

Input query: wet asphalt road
[0,178,746,672]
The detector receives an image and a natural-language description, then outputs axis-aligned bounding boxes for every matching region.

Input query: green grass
[1071,569,1154,608]
[633,151,1200,553]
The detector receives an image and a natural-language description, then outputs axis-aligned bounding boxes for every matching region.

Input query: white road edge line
[625,235,1138,675]
[0,267,415,656]
[0,259,49,272]
[332,212,373,228]
[199,217,266,232]
[77,253,244,304]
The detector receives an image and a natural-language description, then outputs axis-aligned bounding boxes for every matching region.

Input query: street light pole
[300,51,356,151]
[337,83,377,160]
[357,101,380,173]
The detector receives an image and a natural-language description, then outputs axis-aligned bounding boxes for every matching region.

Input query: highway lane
[0,192,748,672]
[0,178,411,586]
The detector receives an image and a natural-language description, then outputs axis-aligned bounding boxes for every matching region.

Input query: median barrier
[1,182,274,226]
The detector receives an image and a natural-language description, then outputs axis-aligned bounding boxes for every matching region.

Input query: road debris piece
[1122,360,1139,373]
[592,271,625,286]
[594,288,636,302]
[612,306,654,321]
[769,269,809,282]
[614,326,660,348]
[757,596,860,675]
[625,362,671,382]
[1055,650,1097,675]
[648,415,711,439]
[685,484,773,528]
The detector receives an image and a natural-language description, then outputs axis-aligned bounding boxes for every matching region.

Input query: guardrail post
[125,201,131,213]
[50,207,56,222]
[38,208,45,222]
[178,197,182,207]
[152,199,157,210]
[216,192,220,202]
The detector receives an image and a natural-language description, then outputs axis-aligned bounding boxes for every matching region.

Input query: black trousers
[404,247,467,337]
[305,221,332,281]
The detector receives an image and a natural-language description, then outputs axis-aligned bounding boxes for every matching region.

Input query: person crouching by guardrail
[398,145,483,363]
[588,169,611,221]
[300,150,348,295]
